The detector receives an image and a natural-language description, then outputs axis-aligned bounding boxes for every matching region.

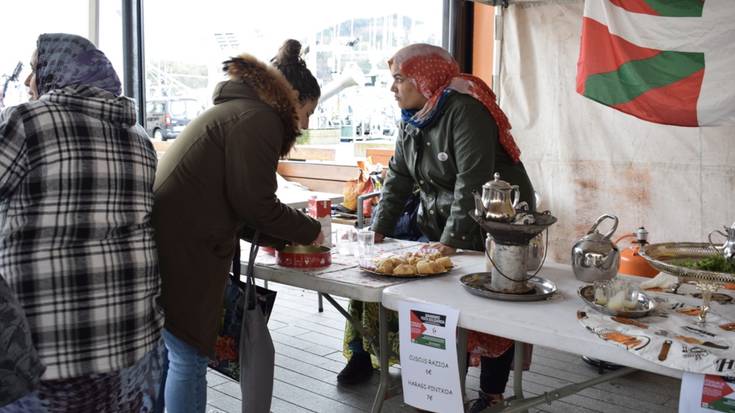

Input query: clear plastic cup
[593,280,610,305]
[356,229,375,259]
[623,282,640,309]
[336,227,357,256]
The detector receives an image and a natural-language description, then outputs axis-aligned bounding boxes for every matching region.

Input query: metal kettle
[571,214,621,282]
[482,172,521,222]
[709,222,735,262]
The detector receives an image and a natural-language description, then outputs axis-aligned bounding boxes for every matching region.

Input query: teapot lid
[482,172,512,191]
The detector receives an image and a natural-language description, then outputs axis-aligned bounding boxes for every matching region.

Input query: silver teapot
[482,172,521,222]
[709,222,735,261]
[571,214,620,282]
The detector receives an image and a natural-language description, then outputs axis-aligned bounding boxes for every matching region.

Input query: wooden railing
[277,161,361,194]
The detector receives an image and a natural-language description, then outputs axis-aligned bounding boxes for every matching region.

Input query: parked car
[145,97,202,141]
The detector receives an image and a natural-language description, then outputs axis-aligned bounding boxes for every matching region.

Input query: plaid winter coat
[0,85,163,380]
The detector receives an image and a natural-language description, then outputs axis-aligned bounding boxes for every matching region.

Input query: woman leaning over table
[339,43,535,411]
[153,39,323,413]
[0,33,163,412]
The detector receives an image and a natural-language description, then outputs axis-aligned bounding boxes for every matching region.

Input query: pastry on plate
[416,260,434,274]
[430,261,445,273]
[393,263,417,276]
[376,260,394,274]
[436,256,453,269]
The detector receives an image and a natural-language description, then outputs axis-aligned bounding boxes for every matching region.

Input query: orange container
[615,229,659,278]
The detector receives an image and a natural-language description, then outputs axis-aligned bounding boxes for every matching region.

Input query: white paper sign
[398,300,462,413]
[680,372,735,412]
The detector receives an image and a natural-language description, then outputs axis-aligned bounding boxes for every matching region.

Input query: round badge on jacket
[437,152,448,162]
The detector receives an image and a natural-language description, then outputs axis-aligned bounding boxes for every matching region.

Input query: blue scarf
[401,89,451,129]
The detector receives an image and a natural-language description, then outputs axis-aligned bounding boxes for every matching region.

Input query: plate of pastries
[360,250,455,277]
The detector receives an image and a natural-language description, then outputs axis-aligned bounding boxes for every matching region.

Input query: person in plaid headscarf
[0,33,163,412]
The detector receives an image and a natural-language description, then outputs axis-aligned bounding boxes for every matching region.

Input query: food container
[614,227,658,277]
[276,245,331,268]
[577,285,656,318]
[308,197,332,248]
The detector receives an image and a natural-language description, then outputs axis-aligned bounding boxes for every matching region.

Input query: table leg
[457,328,468,402]
[512,341,525,403]
[319,294,378,353]
[501,367,636,413]
[370,304,390,413]
[308,293,389,412]
[317,293,324,313]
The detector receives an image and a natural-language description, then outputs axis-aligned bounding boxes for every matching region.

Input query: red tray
[276,245,331,268]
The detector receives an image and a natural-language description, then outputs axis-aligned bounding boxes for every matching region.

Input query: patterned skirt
[0,339,164,413]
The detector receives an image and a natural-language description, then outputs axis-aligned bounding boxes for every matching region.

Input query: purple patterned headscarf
[35,33,122,97]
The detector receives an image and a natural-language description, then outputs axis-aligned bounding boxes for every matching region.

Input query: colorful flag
[576,1,735,127]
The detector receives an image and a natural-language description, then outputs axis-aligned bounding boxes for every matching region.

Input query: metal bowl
[639,242,735,284]
[577,285,656,318]
[470,211,557,245]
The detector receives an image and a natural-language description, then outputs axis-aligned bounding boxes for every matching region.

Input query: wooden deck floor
[205,282,681,413]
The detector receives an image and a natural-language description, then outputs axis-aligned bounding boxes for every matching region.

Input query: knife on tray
[675,335,730,350]
[683,325,716,338]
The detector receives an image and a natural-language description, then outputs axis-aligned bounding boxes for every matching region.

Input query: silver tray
[577,285,656,318]
[640,242,735,284]
[460,272,557,302]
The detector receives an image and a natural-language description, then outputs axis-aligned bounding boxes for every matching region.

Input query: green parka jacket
[372,92,535,251]
[153,60,320,356]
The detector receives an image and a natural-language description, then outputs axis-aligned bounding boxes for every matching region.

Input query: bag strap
[230,232,260,310]
[244,232,260,310]
[232,242,241,278]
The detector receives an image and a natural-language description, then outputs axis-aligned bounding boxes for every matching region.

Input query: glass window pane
[143,0,443,163]
[0,0,89,109]
[98,0,125,92]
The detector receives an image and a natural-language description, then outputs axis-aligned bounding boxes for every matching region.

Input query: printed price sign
[399,301,462,413]
[681,372,735,412]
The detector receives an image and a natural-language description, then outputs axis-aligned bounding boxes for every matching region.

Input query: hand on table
[311,231,325,246]
[423,242,456,256]
[374,232,386,243]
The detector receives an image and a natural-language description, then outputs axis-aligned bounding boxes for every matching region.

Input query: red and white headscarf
[388,43,521,163]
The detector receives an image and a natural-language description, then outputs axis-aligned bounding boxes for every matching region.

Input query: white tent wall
[497,0,735,263]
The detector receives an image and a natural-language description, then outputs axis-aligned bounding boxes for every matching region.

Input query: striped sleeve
[0,107,28,199]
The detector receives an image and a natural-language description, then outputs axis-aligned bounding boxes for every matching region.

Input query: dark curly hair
[271,39,320,103]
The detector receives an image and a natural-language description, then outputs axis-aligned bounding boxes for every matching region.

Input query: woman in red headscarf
[340,43,535,409]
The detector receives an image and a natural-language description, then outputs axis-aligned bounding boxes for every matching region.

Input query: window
[0,0,89,109]
[143,0,444,162]
[98,0,125,92]
[169,99,201,118]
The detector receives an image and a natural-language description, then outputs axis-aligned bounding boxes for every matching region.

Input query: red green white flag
[576,1,735,127]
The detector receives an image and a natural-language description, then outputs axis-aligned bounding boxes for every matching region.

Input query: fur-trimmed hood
[215,54,300,155]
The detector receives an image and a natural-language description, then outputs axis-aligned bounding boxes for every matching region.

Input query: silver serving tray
[577,285,656,318]
[640,242,735,284]
[460,272,557,302]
